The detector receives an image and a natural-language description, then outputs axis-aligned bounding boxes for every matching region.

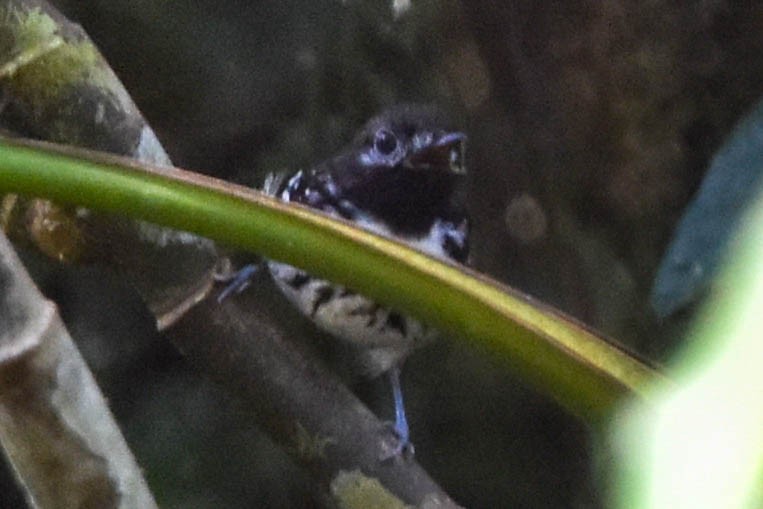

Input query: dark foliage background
[6,1,763,507]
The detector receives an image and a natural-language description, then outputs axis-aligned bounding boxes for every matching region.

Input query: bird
[221,104,469,458]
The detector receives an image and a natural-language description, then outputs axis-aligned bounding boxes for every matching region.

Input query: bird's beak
[406,132,467,174]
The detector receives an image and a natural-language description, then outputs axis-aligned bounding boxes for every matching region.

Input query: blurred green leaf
[651,96,763,317]
[616,193,763,509]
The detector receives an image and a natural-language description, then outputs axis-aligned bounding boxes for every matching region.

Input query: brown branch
[0,231,158,508]
[174,271,458,507]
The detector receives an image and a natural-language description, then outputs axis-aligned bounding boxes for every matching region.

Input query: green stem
[0,138,666,423]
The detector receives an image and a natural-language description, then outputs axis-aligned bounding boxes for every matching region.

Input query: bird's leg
[390,366,409,446]
[216,263,260,302]
[381,366,414,460]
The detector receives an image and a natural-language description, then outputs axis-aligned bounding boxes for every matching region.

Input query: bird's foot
[379,420,415,462]
[215,263,260,302]
[378,366,415,461]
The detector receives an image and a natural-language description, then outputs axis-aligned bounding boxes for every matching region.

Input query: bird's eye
[373,129,398,155]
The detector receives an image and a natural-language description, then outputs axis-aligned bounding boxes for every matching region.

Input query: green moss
[0,7,109,106]
[292,421,336,461]
[331,470,411,509]
[0,7,61,77]
[9,7,59,55]
[8,39,103,105]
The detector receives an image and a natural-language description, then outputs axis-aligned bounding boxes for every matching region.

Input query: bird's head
[299,104,468,235]
[351,104,466,175]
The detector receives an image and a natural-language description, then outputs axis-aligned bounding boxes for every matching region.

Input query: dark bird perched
[222,104,469,457]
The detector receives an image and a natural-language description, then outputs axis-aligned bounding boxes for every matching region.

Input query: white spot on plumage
[411,131,433,151]
[282,170,304,202]
[325,179,339,198]
[262,173,285,196]
[352,212,459,262]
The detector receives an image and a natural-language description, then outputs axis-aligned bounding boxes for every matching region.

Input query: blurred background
[5,1,763,507]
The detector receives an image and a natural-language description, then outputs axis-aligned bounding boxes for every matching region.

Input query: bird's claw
[379,420,415,461]
[216,264,259,302]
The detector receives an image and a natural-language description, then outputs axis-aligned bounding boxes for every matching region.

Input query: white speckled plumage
[265,170,466,377]
[261,106,469,380]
